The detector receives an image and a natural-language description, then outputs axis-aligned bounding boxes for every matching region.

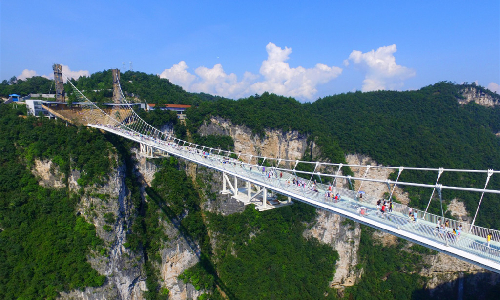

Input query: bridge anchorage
[53,69,500,273]
[220,172,293,211]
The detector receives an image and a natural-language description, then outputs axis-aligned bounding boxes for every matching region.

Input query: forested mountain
[2,71,500,299]
[0,71,229,105]
[0,76,53,96]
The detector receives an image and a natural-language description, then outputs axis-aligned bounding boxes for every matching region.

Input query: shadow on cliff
[145,186,237,300]
[411,271,500,300]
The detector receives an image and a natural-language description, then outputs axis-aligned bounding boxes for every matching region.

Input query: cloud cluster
[159,42,342,100]
[344,44,415,92]
[488,82,500,94]
[17,65,89,82]
[17,69,44,81]
[60,65,89,82]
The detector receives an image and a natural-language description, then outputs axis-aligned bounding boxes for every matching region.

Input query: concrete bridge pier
[221,172,237,195]
[139,143,154,157]
[220,172,293,211]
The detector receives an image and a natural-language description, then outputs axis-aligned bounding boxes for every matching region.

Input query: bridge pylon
[52,64,65,102]
[112,69,122,104]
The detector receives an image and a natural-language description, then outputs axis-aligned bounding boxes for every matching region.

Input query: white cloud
[158,61,196,87]
[346,44,415,92]
[159,42,342,100]
[18,69,39,81]
[61,65,89,82]
[18,65,89,83]
[250,43,342,99]
[487,82,500,93]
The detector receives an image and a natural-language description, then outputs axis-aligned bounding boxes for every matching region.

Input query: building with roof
[9,94,20,102]
[146,103,192,118]
[25,100,55,118]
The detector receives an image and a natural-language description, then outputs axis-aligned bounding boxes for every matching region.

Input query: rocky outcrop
[32,159,65,188]
[134,154,209,300]
[420,252,500,298]
[459,86,500,107]
[133,148,158,186]
[199,117,308,166]
[346,154,410,205]
[304,210,362,289]
[60,163,147,300]
[446,198,470,222]
[158,220,204,300]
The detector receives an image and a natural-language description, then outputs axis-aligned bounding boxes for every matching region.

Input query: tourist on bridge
[487,232,492,248]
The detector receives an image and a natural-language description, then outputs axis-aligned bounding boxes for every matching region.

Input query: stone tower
[112,69,122,104]
[52,64,65,102]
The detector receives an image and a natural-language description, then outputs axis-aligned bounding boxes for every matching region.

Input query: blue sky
[1,1,499,101]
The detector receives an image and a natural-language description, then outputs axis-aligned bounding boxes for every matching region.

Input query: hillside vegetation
[0,105,112,299]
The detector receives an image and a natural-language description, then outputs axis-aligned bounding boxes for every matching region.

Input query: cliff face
[304,210,362,289]
[345,154,410,205]
[30,157,148,300]
[198,116,308,164]
[134,152,205,300]
[157,219,204,300]
[74,163,146,300]
[458,86,500,107]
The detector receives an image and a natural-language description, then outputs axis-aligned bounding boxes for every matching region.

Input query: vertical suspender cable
[357,165,371,194]
[470,169,494,231]
[424,168,444,218]
[388,167,404,202]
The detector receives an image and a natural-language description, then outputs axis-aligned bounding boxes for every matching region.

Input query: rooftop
[147,103,192,109]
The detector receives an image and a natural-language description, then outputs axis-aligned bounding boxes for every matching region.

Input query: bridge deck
[91,125,500,273]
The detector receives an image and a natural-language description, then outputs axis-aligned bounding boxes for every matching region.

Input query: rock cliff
[198,116,308,165]
[304,210,362,289]
[458,86,500,107]
[32,158,149,300]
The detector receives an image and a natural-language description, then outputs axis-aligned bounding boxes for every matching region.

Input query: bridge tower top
[112,69,122,104]
[52,64,65,102]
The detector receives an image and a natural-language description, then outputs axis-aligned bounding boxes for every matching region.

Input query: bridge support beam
[221,173,292,211]
[221,172,237,195]
[139,143,154,157]
[262,188,267,209]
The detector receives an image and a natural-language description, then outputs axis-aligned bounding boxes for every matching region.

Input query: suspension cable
[424,167,444,218]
